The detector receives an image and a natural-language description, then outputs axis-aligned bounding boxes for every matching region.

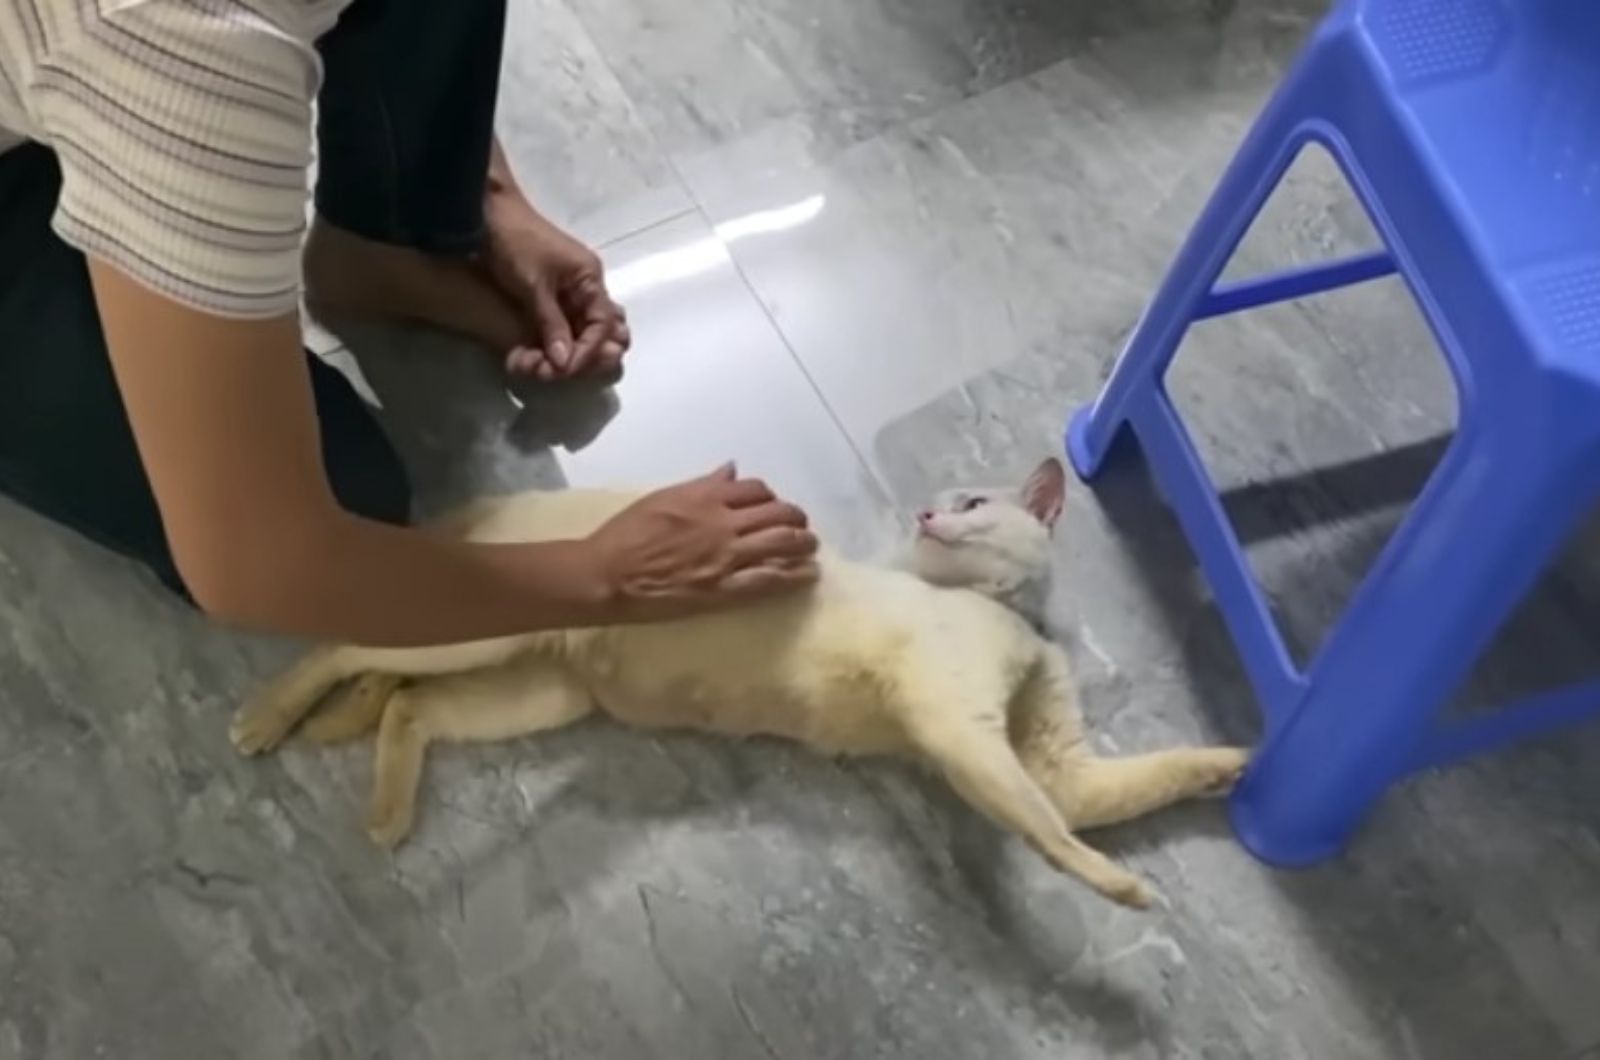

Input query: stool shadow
[1085,425,1600,1054]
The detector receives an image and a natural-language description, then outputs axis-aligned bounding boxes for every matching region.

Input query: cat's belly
[567,563,969,758]
[589,673,909,757]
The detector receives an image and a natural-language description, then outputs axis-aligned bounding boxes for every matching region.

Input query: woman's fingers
[718,559,821,597]
[714,475,777,509]
[730,499,808,536]
[730,525,818,566]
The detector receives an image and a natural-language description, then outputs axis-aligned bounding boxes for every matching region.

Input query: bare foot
[303,220,525,355]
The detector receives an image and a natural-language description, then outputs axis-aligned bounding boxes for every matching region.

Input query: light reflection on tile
[681,24,1332,490]
[554,210,899,558]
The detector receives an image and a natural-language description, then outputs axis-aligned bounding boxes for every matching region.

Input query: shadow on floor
[1083,424,1600,1055]
[1214,433,1448,546]
[399,719,1170,1050]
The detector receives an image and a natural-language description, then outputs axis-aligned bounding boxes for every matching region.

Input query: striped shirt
[0,0,351,318]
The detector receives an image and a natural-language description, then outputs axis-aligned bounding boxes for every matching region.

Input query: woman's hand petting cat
[582,463,819,622]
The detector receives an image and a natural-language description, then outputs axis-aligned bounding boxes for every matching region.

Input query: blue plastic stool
[1067,0,1600,867]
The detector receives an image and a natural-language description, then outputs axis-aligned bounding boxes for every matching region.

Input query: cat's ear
[1020,458,1066,529]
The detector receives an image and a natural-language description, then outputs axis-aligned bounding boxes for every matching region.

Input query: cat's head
[907,457,1066,620]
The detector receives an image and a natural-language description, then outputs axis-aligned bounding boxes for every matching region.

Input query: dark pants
[0,0,507,596]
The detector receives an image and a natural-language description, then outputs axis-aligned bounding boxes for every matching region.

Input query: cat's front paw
[229,700,295,757]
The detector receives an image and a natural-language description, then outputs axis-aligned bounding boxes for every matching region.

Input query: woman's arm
[88,261,817,646]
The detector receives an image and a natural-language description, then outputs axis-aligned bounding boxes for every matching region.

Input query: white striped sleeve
[31,1,318,318]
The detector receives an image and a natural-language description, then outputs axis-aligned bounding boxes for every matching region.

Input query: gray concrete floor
[6,1,1600,1057]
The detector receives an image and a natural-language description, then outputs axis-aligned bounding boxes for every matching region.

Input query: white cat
[231,458,1247,909]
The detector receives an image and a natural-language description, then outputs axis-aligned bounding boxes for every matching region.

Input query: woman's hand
[584,464,819,622]
[483,141,630,381]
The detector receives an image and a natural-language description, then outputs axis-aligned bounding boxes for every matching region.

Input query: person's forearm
[86,256,617,647]
[208,513,612,647]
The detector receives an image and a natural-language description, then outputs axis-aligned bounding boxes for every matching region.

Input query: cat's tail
[298,673,404,744]
[230,647,351,756]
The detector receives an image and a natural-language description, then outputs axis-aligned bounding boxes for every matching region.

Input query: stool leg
[1229,428,1598,866]
[1068,80,1315,478]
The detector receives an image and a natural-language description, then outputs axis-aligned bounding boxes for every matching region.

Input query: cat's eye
[958,496,988,513]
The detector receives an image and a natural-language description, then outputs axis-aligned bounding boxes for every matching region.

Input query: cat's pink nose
[917,510,934,525]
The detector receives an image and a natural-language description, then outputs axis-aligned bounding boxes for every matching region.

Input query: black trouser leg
[314,0,508,254]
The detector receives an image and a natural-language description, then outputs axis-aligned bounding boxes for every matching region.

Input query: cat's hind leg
[231,647,356,755]
[367,692,432,849]
[1007,649,1248,830]
[911,717,1154,909]
[366,657,594,848]
[299,673,405,745]
[1021,735,1249,831]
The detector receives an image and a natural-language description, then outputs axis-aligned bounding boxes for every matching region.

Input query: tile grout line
[643,115,906,511]
[558,0,1120,513]
[560,0,900,510]
[558,0,702,257]
[712,210,903,510]
[593,204,700,253]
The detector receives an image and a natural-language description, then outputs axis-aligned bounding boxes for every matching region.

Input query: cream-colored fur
[232,480,1247,909]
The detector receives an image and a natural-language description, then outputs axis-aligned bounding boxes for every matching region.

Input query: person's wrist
[548,536,620,625]
[485,136,519,195]
[483,160,546,231]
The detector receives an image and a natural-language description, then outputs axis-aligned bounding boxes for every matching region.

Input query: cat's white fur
[232,459,1247,909]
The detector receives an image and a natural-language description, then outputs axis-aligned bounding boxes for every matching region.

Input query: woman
[0,0,817,646]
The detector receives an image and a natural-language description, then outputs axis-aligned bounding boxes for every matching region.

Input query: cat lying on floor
[231,458,1247,909]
